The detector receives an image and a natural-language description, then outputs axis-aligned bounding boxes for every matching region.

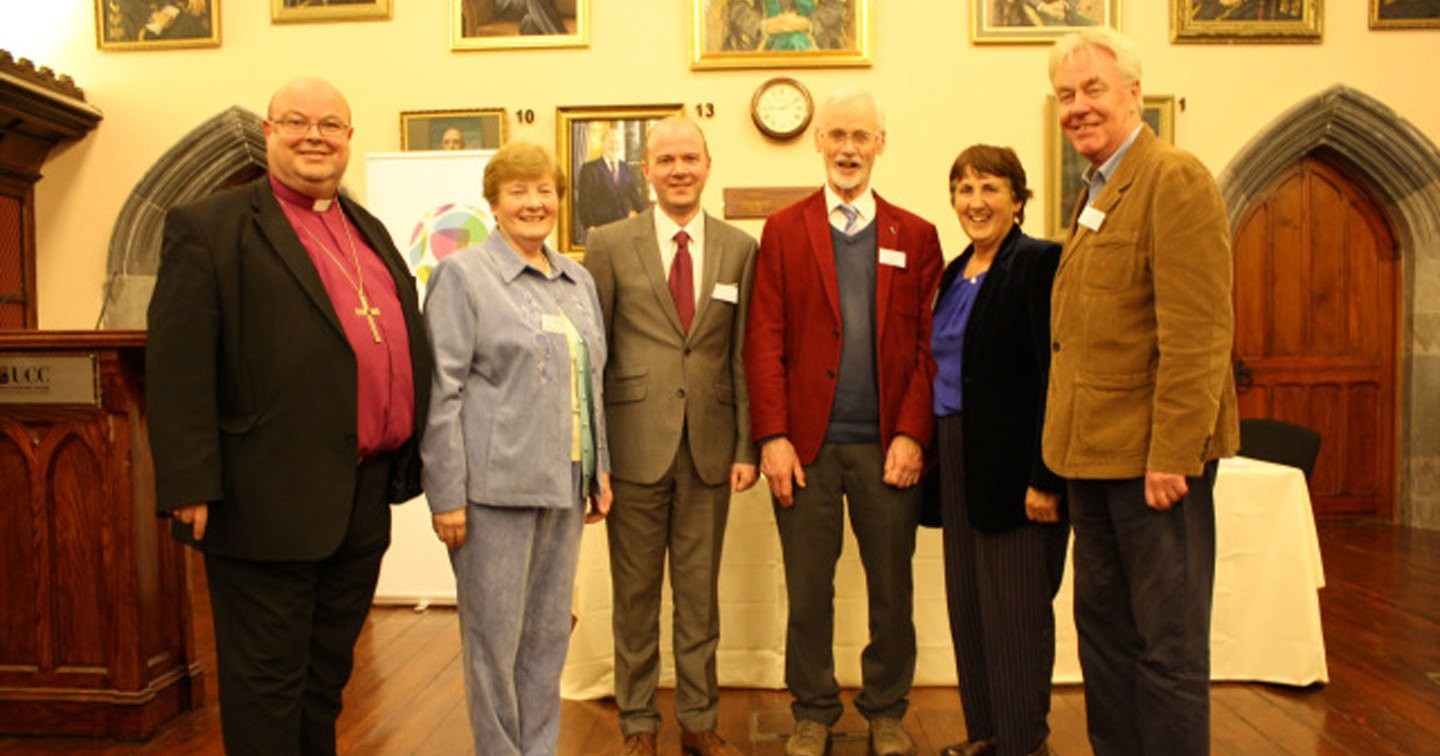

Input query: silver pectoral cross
[355,290,382,343]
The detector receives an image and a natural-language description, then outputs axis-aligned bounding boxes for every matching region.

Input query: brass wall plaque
[722,186,818,220]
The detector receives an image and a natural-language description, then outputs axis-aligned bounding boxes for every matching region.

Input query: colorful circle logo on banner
[408,203,494,297]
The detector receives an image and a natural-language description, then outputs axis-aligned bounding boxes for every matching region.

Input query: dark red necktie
[669,230,694,333]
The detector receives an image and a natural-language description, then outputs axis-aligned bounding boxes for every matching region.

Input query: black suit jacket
[936,225,1064,532]
[577,157,646,235]
[146,177,431,561]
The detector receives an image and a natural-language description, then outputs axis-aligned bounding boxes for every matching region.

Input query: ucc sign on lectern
[0,355,99,405]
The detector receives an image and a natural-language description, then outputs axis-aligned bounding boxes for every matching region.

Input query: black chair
[1238,418,1322,480]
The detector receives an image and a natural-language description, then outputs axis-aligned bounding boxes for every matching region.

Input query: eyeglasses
[822,129,878,147]
[269,114,350,138]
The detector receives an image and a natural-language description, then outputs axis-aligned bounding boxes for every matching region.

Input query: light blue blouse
[421,232,609,513]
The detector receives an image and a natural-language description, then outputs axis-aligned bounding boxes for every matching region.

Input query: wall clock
[750,77,813,142]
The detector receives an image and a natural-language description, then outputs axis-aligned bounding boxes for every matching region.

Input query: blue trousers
[1069,462,1217,756]
[450,489,585,756]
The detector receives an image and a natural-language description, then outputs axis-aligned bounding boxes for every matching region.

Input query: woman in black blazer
[931,145,1068,756]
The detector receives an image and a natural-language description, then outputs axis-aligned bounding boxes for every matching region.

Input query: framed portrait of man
[95,0,220,50]
[972,0,1119,44]
[555,105,684,255]
[400,109,507,151]
[271,0,392,23]
[1370,0,1440,28]
[1172,0,1322,42]
[452,0,589,50]
[1046,95,1175,239]
[691,0,872,70]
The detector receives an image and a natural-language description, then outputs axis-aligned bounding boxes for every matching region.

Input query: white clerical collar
[269,173,339,214]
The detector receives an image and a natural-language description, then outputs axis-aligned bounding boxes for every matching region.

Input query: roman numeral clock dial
[751,77,813,142]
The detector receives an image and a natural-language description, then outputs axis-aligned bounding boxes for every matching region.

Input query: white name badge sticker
[1079,206,1106,232]
[541,313,566,334]
[712,282,740,303]
[879,248,907,269]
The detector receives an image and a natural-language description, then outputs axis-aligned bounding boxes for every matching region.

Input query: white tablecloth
[559,456,1328,698]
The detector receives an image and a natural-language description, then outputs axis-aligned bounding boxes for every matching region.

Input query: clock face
[752,78,813,141]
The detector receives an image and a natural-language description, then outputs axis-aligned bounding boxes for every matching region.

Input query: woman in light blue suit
[421,140,612,756]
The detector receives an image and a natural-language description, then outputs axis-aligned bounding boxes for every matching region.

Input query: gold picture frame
[452,0,589,50]
[971,0,1120,45]
[95,0,221,51]
[1046,95,1175,239]
[271,0,391,23]
[691,0,872,70]
[400,109,507,151]
[1370,0,1440,29]
[1171,0,1322,43]
[556,105,685,256]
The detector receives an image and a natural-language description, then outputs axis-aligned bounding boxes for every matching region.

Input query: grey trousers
[608,433,731,736]
[1069,462,1217,756]
[773,441,918,726]
[938,415,1069,756]
[450,493,585,756]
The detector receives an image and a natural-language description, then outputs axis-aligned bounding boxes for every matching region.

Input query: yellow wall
[3,2,1437,328]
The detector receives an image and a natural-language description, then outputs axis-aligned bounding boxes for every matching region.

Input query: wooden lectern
[0,331,202,740]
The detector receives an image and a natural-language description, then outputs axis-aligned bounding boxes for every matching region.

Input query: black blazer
[146,177,432,560]
[935,225,1064,532]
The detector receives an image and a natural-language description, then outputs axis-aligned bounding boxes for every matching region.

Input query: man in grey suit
[584,117,758,756]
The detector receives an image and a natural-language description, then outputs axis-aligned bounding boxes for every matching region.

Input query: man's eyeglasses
[269,114,350,138]
[822,129,877,147]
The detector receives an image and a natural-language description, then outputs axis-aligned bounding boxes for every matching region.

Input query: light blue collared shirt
[1083,123,1144,209]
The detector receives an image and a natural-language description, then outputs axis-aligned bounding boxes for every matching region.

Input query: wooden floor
[2,522,1437,755]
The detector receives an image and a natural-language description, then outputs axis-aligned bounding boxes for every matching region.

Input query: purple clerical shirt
[271,175,414,456]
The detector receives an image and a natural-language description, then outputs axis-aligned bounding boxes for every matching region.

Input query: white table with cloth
[559,456,1328,698]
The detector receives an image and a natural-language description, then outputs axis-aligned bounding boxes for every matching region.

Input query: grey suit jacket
[584,208,758,486]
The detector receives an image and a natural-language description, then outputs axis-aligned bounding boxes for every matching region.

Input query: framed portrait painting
[1172,0,1322,43]
[556,105,684,255]
[96,0,220,50]
[971,0,1120,45]
[400,109,507,151]
[1045,95,1175,239]
[691,0,872,70]
[271,0,392,23]
[1370,0,1440,28]
[452,0,589,50]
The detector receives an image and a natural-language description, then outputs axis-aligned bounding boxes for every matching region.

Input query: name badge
[1079,206,1106,232]
[541,313,566,334]
[879,248,907,269]
[712,282,739,303]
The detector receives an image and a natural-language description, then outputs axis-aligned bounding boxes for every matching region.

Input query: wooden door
[1232,155,1398,519]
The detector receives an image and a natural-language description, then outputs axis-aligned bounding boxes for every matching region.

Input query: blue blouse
[932,271,986,416]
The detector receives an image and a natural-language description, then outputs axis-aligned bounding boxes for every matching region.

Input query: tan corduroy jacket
[1043,126,1240,479]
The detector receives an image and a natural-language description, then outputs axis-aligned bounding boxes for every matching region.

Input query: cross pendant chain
[355,290,382,343]
[301,208,383,344]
